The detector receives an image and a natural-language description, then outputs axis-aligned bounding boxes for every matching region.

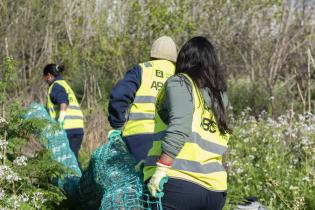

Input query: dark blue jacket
[50,76,69,105]
[108,64,155,161]
[108,65,141,128]
[49,76,84,135]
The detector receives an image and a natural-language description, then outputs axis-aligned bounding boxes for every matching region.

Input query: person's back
[144,36,230,210]
[43,64,84,160]
[108,36,177,162]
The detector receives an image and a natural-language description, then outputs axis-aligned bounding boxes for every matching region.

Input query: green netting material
[23,103,82,198]
[24,103,162,209]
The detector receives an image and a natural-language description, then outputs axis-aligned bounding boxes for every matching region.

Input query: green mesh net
[24,103,162,210]
[23,103,82,199]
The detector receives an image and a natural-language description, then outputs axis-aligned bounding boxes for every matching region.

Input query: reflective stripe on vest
[145,156,225,174]
[47,80,84,130]
[128,113,155,121]
[143,73,229,191]
[122,60,175,137]
[133,96,156,103]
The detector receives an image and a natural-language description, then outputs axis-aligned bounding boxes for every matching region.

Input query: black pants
[123,134,154,162]
[153,178,226,210]
[66,133,83,159]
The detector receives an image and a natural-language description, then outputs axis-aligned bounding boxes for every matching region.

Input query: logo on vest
[155,70,164,78]
[201,117,217,133]
[151,81,164,91]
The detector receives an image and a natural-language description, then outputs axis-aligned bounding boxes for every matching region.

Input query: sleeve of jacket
[161,75,194,158]
[50,83,69,105]
[108,65,142,129]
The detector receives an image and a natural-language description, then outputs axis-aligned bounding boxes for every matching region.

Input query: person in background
[107,36,177,163]
[43,64,84,160]
[144,36,230,210]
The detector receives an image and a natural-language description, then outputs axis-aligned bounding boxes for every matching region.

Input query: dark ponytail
[43,64,65,76]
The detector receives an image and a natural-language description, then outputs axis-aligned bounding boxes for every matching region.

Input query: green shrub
[225,109,315,210]
[227,78,301,116]
[0,104,67,209]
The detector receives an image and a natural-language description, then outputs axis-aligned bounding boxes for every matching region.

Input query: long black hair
[176,36,230,134]
[43,64,65,76]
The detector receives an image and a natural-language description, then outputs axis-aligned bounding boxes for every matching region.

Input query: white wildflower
[302,176,310,182]
[245,107,252,112]
[0,154,5,160]
[32,192,46,208]
[240,111,245,117]
[298,114,305,122]
[13,198,21,209]
[17,193,29,203]
[0,165,21,183]
[265,156,272,162]
[302,124,313,132]
[6,172,21,183]
[0,165,10,177]
[0,117,6,124]
[236,168,244,174]
[13,156,28,166]
[0,140,8,150]
[301,137,310,145]
[266,117,277,127]
[0,188,5,200]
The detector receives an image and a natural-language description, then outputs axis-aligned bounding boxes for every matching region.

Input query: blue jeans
[153,178,226,210]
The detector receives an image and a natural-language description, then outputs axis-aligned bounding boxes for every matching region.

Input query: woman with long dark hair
[43,64,84,161]
[144,36,230,210]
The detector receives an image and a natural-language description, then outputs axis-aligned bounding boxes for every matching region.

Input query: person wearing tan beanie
[107,36,177,163]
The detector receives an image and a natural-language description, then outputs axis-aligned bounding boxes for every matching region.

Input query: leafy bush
[227,78,300,116]
[0,104,67,209]
[226,109,315,210]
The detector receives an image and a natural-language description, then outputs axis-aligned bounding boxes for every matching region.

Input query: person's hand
[147,162,170,198]
[107,129,122,140]
[58,110,66,129]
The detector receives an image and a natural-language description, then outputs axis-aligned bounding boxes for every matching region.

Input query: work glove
[107,129,122,141]
[58,119,64,129]
[134,160,145,173]
[58,111,66,129]
[147,162,170,198]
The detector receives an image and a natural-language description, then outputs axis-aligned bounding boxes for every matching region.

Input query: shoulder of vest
[54,80,68,86]
[142,61,153,68]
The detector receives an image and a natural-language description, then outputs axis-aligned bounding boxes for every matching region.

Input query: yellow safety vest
[122,60,175,137]
[47,80,84,130]
[143,73,229,191]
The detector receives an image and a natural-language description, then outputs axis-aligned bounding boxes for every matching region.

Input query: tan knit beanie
[150,36,177,62]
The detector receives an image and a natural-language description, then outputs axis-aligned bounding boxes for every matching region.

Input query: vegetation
[0,0,315,209]
[0,105,66,209]
[226,109,315,210]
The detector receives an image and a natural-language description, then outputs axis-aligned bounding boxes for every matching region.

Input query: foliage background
[0,0,315,209]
